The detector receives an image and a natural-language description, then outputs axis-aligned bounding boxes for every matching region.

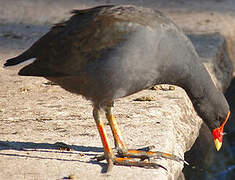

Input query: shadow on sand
[0,140,111,172]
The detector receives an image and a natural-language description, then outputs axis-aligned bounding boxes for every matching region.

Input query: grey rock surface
[188,33,233,93]
[0,1,233,180]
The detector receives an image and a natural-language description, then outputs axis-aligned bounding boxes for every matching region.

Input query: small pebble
[68,174,76,179]
[134,96,154,101]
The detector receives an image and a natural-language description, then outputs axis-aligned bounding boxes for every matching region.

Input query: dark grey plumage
[4,5,229,145]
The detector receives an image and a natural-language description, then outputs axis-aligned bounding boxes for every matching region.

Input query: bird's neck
[160,58,217,117]
[180,63,216,107]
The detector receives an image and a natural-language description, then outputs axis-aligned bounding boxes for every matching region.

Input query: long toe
[120,149,187,165]
[95,148,187,165]
[113,157,167,170]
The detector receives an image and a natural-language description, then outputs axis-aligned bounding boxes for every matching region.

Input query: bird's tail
[3,52,36,70]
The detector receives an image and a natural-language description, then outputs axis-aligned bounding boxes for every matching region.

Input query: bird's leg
[104,101,128,155]
[93,105,115,171]
[103,101,188,165]
[93,105,168,170]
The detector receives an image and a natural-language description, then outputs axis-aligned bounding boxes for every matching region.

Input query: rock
[188,33,233,92]
[162,0,235,76]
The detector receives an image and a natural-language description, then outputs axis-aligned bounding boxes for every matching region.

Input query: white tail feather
[4,58,36,70]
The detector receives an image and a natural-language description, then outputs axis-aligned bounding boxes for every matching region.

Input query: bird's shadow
[0,140,110,172]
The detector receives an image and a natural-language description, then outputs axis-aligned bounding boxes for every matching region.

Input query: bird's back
[15,5,178,75]
[4,5,197,102]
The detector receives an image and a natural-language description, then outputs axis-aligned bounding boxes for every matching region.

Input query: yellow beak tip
[214,139,222,151]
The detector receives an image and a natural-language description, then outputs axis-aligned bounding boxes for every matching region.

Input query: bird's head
[212,111,230,151]
[193,91,230,151]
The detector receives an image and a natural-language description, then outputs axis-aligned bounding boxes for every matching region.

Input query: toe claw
[148,162,167,171]
[152,152,188,165]
[183,160,189,166]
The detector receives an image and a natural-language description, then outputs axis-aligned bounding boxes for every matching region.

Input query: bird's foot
[112,157,167,170]
[94,146,188,170]
[95,146,153,161]
[95,155,167,170]
[122,149,188,165]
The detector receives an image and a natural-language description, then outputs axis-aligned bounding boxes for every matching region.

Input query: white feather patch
[4,58,36,70]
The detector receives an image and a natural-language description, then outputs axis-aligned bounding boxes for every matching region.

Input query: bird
[3,5,230,171]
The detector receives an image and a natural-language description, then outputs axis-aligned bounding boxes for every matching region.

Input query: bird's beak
[213,111,230,151]
[214,138,222,151]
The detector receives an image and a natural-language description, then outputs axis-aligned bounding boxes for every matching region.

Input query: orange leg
[93,105,168,170]
[104,101,188,164]
[93,105,115,171]
[104,102,128,154]
[93,103,187,171]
